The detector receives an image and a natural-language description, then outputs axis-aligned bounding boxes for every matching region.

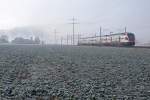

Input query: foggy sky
[0,0,150,44]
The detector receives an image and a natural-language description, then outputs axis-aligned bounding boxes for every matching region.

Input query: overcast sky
[0,0,150,43]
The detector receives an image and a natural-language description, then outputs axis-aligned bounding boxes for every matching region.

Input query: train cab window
[128,34,135,41]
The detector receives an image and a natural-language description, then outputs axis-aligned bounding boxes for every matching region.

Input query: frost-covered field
[0,45,150,100]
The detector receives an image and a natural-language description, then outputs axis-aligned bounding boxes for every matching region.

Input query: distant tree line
[0,35,9,43]
[11,37,41,44]
[0,35,42,44]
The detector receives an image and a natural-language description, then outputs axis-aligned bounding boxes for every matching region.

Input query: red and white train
[78,32,135,46]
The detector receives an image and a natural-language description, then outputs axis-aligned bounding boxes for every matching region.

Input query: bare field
[0,45,150,100]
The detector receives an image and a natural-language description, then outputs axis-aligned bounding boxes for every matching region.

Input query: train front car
[126,33,135,46]
[118,32,135,46]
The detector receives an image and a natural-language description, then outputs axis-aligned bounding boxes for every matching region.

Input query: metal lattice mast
[69,17,78,45]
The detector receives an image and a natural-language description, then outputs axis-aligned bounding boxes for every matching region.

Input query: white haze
[0,0,150,44]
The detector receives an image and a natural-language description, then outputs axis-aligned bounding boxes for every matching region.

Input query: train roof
[110,32,134,36]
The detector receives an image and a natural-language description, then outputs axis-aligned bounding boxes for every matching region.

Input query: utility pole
[100,27,102,37]
[71,35,73,45]
[61,37,63,46]
[110,32,113,43]
[125,27,127,33]
[69,17,78,45]
[78,34,81,45]
[99,27,102,44]
[54,29,58,45]
[67,34,69,45]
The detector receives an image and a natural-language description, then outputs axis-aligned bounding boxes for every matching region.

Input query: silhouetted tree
[11,37,41,44]
[0,35,9,43]
[34,37,40,44]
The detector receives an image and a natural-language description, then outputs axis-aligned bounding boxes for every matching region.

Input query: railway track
[120,46,150,49]
[77,45,150,49]
[134,46,150,49]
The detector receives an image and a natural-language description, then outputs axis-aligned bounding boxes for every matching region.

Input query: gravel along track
[0,45,150,100]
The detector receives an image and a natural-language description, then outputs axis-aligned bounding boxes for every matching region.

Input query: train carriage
[78,32,135,46]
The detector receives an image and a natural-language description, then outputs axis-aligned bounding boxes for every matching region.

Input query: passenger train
[78,32,135,46]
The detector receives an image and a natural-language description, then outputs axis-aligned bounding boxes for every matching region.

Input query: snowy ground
[0,45,150,100]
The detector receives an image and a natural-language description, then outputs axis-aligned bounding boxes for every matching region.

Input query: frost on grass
[0,45,150,100]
